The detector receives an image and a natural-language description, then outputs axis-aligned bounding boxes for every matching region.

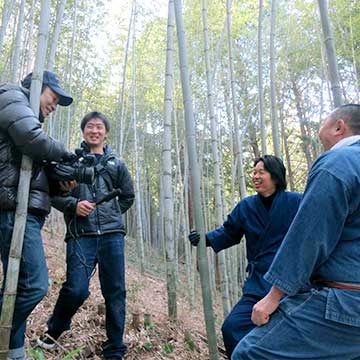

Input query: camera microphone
[95,189,122,205]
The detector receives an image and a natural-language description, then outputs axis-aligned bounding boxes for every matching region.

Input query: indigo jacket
[207,190,302,297]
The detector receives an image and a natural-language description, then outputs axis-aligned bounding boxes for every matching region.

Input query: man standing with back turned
[232,104,360,359]
[0,71,73,360]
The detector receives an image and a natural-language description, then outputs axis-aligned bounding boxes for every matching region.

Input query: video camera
[46,143,96,185]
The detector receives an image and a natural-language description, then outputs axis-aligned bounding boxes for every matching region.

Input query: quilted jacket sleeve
[0,86,67,161]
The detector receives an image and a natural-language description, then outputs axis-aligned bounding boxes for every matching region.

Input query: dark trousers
[221,295,261,358]
[47,233,127,359]
[0,211,47,359]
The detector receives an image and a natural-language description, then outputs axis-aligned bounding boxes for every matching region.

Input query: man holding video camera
[38,111,134,360]
[0,70,73,360]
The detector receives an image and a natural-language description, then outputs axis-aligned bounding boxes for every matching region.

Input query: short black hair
[80,111,110,132]
[330,104,360,134]
[254,155,287,191]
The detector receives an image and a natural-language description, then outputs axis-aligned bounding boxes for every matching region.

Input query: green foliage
[330,0,360,99]
[163,342,174,354]
[61,348,82,359]
[27,348,46,360]
[27,347,82,360]
[142,341,153,351]
[184,329,198,352]
[144,314,154,330]
[127,280,144,304]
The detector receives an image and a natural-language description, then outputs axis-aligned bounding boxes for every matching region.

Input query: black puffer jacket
[0,84,68,215]
[52,144,135,240]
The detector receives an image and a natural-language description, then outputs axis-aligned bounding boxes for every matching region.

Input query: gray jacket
[0,84,68,215]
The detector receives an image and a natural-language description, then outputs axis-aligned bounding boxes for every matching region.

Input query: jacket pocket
[325,288,360,327]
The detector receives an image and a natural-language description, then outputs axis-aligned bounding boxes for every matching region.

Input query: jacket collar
[331,135,360,150]
[80,141,112,155]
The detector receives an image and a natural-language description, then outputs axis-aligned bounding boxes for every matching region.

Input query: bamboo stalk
[131,0,145,275]
[163,0,177,321]
[317,0,343,108]
[173,0,219,357]
[201,0,231,318]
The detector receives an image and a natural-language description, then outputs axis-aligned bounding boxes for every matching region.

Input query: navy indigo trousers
[222,295,261,358]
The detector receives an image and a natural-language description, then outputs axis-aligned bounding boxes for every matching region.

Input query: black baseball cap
[21,70,73,106]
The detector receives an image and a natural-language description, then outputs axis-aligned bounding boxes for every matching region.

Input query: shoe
[37,331,61,350]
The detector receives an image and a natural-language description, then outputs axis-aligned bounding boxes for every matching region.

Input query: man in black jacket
[0,71,73,360]
[37,112,135,360]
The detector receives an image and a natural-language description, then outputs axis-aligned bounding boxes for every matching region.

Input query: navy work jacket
[207,190,301,297]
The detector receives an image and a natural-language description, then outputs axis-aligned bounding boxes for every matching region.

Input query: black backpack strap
[94,154,117,189]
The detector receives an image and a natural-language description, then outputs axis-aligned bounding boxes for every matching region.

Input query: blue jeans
[47,233,127,359]
[222,295,260,358]
[231,288,360,360]
[0,211,48,359]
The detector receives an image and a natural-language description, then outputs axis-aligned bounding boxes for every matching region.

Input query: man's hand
[188,230,200,246]
[59,180,77,192]
[76,200,96,217]
[251,286,284,326]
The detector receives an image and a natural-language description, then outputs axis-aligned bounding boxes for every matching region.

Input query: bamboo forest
[0,0,359,359]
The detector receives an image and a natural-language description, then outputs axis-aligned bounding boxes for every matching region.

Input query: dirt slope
[24,229,227,360]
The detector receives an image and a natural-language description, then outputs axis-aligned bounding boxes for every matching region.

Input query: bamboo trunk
[65,0,77,149]
[174,0,219,357]
[202,0,230,318]
[47,0,67,71]
[118,1,134,156]
[226,0,246,199]
[292,80,313,171]
[0,0,15,57]
[279,102,295,191]
[131,1,145,275]
[269,0,280,157]
[257,0,267,155]
[10,0,25,83]
[26,0,36,73]
[163,0,177,320]
[317,0,343,108]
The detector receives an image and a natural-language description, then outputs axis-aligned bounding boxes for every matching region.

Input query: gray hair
[330,104,360,134]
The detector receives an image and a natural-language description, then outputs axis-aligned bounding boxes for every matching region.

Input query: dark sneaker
[37,331,61,350]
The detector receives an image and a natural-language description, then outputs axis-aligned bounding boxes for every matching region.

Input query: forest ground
[23,226,228,359]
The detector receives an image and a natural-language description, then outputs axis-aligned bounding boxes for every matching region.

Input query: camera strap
[94,156,116,190]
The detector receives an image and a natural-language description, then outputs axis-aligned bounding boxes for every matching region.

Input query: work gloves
[188,229,212,247]
[188,229,201,246]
